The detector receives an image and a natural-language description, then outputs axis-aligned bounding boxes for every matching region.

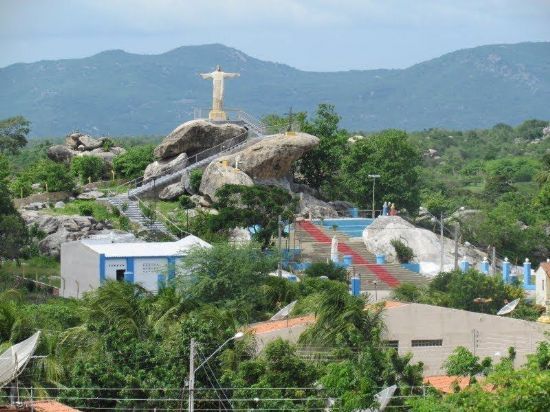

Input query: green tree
[515,119,549,140]
[0,183,29,263]
[113,145,154,179]
[71,156,105,183]
[0,116,30,155]
[342,129,421,212]
[444,346,491,377]
[294,104,348,194]
[210,184,296,248]
[177,243,277,321]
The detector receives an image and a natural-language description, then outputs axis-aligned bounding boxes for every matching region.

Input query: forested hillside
[1,42,549,136]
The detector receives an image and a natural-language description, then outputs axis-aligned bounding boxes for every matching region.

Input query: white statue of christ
[200,65,239,121]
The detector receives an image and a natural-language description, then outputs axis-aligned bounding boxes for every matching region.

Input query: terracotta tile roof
[539,262,550,276]
[383,300,408,309]
[248,315,316,334]
[31,401,80,412]
[424,376,495,394]
[424,375,471,393]
[0,402,80,412]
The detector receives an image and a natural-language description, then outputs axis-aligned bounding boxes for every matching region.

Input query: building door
[116,269,125,281]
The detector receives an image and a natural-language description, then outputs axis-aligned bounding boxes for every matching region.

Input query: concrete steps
[293,222,430,291]
[107,195,175,238]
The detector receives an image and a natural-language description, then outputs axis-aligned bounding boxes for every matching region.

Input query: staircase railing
[127,128,251,198]
[193,107,267,136]
[134,197,189,240]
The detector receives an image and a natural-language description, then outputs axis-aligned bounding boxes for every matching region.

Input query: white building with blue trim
[60,235,211,298]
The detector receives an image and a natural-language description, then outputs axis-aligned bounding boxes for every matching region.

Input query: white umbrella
[330,237,339,263]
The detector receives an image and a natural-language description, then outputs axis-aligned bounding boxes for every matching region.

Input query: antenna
[497,298,520,316]
[359,384,398,411]
[270,301,297,321]
[0,331,41,389]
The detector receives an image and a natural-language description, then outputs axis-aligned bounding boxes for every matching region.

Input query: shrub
[71,156,105,183]
[118,215,130,231]
[190,169,203,193]
[11,159,75,195]
[390,239,415,263]
[179,194,195,210]
[304,261,348,282]
[101,139,114,152]
[78,203,94,216]
[113,145,154,179]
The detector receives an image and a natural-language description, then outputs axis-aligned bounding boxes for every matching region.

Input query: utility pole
[188,338,195,412]
[277,215,282,277]
[440,212,444,273]
[368,174,380,219]
[491,247,496,275]
[454,225,459,270]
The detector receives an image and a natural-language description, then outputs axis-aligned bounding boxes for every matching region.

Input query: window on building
[411,339,443,347]
[384,340,399,349]
[116,269,125,281]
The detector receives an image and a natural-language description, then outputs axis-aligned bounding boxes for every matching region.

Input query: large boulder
[79,147,126,165]
[159,182,186,200]
[216,132,319,180]
[143,153,188,182]
[47,145,77,163]
[362,216,485,276]
[297,192,338,218]
[154,119,247,160]
[199,161,254,202]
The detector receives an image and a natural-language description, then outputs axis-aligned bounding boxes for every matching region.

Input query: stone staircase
[106,113,268,239]
[294,220,430,291]
[107,196,177,239]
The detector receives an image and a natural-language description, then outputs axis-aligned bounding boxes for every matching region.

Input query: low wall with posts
[13,191,71,209]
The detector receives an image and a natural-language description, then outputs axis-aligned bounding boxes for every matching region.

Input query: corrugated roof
[82,235,211,257]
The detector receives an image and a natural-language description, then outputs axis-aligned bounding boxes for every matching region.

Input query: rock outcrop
[143,153,188,182]
[297,192,338,218]
[362,216,485,276]
[21,211,119,257]
[154,120,247,160]
[47,145,76,163]
[47,132,126,165]
[199,161,254,202]
[216,132,319,180]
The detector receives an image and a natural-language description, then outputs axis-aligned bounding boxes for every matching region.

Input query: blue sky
[1,0,550,71]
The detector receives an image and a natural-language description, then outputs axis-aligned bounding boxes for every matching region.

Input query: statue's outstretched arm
[200,73,213,79]
[223,73,240,78]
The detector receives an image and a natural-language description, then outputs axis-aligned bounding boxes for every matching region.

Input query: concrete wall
[134,257,168,292]
[535,268,549,306]
[383,303,550,375]
[105,258,127,281]
[61,241,100,298]
[13,191,71,208]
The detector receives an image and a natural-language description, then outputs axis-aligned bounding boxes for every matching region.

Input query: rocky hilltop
[47,132,126,165]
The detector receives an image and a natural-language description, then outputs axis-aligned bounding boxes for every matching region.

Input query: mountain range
[0,42,549,137]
